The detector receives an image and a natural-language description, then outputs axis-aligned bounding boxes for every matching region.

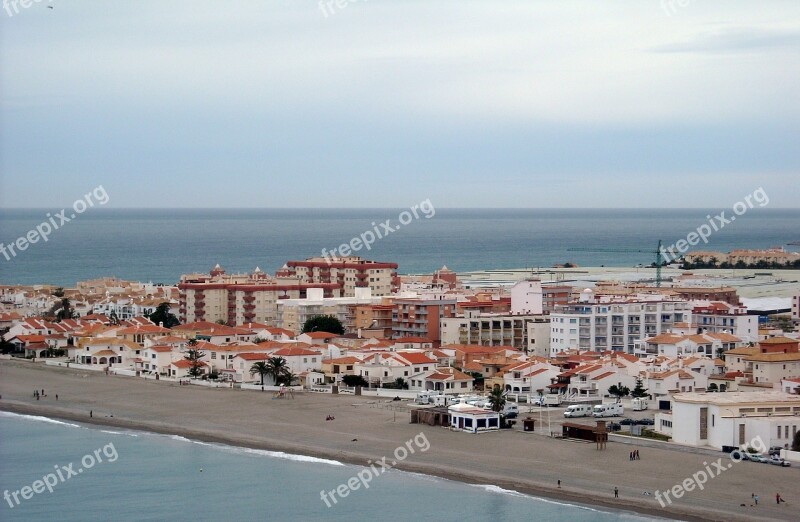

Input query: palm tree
[250,361,270,387]
[487,385,506,413]
[266,356,289,386]
[715,347,725,360]
[282,370,298,387]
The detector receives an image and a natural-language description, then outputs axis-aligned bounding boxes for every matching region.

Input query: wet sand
[1,359,796,522]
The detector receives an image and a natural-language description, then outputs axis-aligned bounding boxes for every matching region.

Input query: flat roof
[673,391,800,406]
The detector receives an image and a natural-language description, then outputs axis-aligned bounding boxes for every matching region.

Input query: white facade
[669,392,800,449]
[510,280,543,315]
[550,296,691,356]
[793,293,800,320]
[439,312,549,352]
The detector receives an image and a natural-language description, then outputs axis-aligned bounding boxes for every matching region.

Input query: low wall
[240,384,303,392]
[189,380,233,388]
[45,360,104,372]
[780,449,800,463]
[361,389,418,399]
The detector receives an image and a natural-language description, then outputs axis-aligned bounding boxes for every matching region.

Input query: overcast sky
[1,1,798,208]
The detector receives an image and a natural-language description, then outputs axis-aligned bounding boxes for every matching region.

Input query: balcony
[244,304,256,311]
[243,295,255,303]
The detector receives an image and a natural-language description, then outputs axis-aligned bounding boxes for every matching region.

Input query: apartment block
[278,257,399,296]
[392,297,457,346]
[178,265,341,325]
[550,293,691,355]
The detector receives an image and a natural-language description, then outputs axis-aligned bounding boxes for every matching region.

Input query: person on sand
[754,494,759,505]
[614,487,619,498]
[557,480,561,489]
[776,493,784,504]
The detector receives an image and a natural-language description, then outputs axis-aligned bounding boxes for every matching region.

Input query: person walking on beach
[557,480,561,489]
[614,487,619,498]
[90,410,93,418]
[776,493,784,504]
[754,494,759,505]
[635,449,640,460]
[55,394,58,400]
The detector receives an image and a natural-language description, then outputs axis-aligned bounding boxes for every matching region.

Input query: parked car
[768,446,783,456]
[608,422,621,431]
[639,418,655,426]
[619,418,635,425]
[753,455,770,464]
[770,457,792,467]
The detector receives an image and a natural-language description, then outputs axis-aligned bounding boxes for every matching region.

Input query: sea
[0,412,666,522]
[0,208,799,287]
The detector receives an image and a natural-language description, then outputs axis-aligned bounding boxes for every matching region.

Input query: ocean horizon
[1,208,798,287]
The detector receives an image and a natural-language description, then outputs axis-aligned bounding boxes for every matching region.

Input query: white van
[592,403,624,417]
[564,404,593,418]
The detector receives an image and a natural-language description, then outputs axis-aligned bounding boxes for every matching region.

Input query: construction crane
[566,240,666,287]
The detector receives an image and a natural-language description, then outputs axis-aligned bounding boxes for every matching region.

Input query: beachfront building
[550,293,691,356]
[408,367,474,394]
[664,391,800,449]
[353,351,439,387]
[793,293,800,320]
[392,297,458,346]
[279,256,399,297]
[448,403,500,433]
[492,360,560,394]
[439,311,550,353]
[276,287,381,333]
[178,265,342,325]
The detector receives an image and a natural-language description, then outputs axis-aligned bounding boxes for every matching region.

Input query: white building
[550,294,691,356]
[276,287,380,332]
[793,293,800,320]
[510,280,543,315]
[691,302,759,343]
[448,403,500,433]
[667,391,800,449]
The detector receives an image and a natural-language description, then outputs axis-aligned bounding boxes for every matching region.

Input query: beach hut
[447,403,500,433]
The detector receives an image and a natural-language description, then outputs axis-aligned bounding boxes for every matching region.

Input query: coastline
[0,401,685,522]
[0,361,791,522]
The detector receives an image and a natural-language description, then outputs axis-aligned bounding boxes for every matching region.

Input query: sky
[1,1,799,208]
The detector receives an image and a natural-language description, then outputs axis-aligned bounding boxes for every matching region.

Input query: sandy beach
[1,359,796,522]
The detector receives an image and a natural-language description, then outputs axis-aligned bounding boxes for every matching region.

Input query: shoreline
[0,401,731,522]
[0,360,790,522]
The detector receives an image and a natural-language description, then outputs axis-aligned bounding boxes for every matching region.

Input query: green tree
[52,287,65,298]
[608,383,630,403]
[55,298,76,322]
[184,340,205,378]
[147,303,180,328]
[266,356,289,385]
[487,385,507,413]
[301,315,344,335]
[109,310,120,325]
[342,374,368,387]
[282,371,299,386]
[630,378,648,398]
[216,319,227,325]
[250,361,270,386]
[707,383,719,392]
[715,347,725,359]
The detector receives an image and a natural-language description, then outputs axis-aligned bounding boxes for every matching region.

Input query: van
[592,403,624,417]
[564,404,592,418]
[631,398,648,411]
[482,403,519,418]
